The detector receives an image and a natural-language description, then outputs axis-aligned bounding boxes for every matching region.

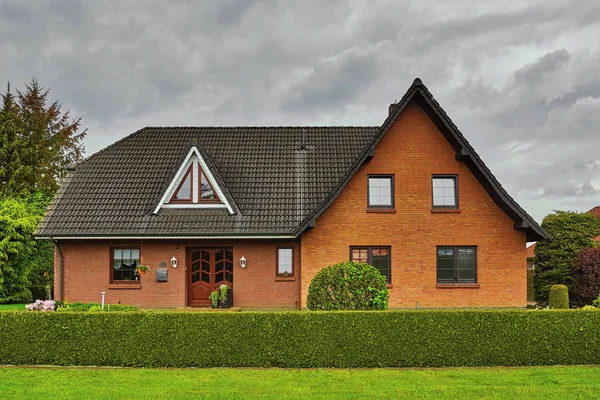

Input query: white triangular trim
[153,147,234,214]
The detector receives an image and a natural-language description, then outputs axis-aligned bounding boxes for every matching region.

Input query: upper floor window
[111,247,140,283]
[432,175,458,208]
[368,175,394,208]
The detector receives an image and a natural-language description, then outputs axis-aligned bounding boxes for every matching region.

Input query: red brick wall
[301,101,527,308]
[55,239,300,308]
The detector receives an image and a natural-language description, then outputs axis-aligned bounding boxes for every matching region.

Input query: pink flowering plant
[25,299,56,312]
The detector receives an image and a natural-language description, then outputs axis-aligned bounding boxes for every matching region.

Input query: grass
[0,366,599,399]
[0,304,24,311]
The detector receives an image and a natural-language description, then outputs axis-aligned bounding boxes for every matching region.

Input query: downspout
[52,239,64,301]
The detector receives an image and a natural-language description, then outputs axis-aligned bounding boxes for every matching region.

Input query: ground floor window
[111,247,140,283]
[436,246,477,283]
[277,247,294,277]
[350,246,391,283]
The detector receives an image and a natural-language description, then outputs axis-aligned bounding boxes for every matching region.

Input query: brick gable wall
[300,101,527,308]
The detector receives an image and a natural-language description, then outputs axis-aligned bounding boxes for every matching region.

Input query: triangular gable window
[199,171,217,201]
[154,146,234,214]
[171,167,193,202]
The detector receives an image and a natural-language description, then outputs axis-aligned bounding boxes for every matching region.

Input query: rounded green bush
[549,284,569,309]
[306,261,389,310]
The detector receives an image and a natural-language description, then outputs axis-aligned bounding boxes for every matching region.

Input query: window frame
[198,165,222,204]
[431,174,459,209]
[349,245,392,283]
[276,247,294,277]
[170,166,193,203]
[110,246,141,284]
[367,175,395,209]
[436,245,477,284]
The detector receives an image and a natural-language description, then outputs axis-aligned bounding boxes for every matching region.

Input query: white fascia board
[195,148,234,214]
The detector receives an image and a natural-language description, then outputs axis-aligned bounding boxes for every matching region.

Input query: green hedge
[0,310,599,367]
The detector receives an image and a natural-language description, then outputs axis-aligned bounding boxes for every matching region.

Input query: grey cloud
[1,0,599,222]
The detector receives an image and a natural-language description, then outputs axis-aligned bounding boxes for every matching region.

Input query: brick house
[35,78,550,309]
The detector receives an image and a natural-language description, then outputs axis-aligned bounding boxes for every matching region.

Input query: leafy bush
[0,310,599,367]
[54,301,136,312]
[307,261,389,310]
[549,285,569,309]
[534,211,600,305]
[593,294,600,309]
[574,247,600,305]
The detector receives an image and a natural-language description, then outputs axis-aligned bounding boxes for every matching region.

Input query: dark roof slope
[36,78,550,241]
[36,126,377,237]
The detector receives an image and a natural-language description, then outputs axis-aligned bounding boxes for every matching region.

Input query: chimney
[300,128,306,149]
[388,103,398,117]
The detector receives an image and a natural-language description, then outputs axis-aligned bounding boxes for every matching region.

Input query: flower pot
[220,288,233,309]
[137,270,146,275]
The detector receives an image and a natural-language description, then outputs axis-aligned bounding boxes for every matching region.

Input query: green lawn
[0,304,24,311]
[0,366,599,399]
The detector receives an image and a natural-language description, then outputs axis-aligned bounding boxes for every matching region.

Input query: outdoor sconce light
[171,256,178,269]
[240,256,247,269]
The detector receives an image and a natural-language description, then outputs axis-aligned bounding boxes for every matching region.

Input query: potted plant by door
[135,264,150,276]
[209,290,220,308]
[219,284,233,309]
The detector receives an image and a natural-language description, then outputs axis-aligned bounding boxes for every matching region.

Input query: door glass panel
[192,273,199,283]
[201,250,211,283]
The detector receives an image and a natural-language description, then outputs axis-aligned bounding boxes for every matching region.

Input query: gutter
[35,235,297,240]
[51,239,64,301]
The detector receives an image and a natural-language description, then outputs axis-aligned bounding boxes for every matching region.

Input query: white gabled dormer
[153,146,234,214]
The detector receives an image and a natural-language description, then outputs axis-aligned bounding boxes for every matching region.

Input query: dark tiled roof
[36,78,550,241]
[36,126,377,236]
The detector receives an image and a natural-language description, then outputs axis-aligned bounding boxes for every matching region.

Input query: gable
[154,146,234,214]
[293,78,550,242]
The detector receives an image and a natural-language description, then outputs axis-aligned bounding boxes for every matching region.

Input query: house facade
[36,78,550,309]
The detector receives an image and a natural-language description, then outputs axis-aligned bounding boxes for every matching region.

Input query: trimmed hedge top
[1,310,599,368]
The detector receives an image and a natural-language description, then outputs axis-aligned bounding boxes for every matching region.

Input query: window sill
[366,208,396,213]
[436,283,479,289]
[108,283,142,290]
[431,208,461,214]
[275,276,296,282]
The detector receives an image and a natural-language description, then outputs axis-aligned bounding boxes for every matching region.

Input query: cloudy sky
[1,0,599,222]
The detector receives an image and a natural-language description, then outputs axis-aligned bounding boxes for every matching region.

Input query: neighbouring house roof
[35,78,550,241]
[589,206,600,218]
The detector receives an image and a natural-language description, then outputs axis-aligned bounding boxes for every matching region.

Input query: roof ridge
[141,126,380,129]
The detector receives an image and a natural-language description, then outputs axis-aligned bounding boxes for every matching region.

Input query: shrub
[307,261,389,310]
[574,247,600,305]
[534,211,600,305]
[0,311,599,368]
[549,285,569,309]
[593,294,600,308]
[25,299,55,312]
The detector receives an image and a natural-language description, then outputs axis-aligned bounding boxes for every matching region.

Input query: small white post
[101,292,106,310]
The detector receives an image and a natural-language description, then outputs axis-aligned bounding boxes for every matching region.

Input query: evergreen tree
[15,78,87,196]
[0,83,31,195]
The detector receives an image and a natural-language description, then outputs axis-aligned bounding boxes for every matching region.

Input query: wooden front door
[188,248,233,306]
